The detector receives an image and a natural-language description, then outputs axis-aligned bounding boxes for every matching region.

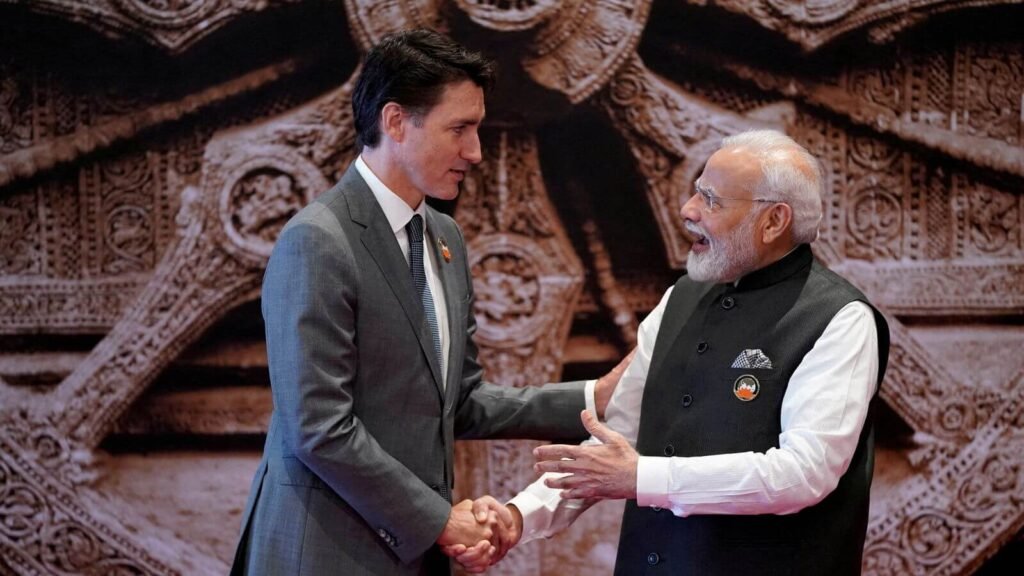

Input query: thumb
[581,409,618,444]
[472,498,489,522]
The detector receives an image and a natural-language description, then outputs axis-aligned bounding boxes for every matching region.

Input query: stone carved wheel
[1,0,1023,574]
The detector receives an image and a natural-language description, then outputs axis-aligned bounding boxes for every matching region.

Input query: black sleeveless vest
[615,245,889,576]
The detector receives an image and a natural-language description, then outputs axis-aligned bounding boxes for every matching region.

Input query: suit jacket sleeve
[448,224,589,442]
[263,218,450,565]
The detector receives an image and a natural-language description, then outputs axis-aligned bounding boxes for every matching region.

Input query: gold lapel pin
[438,237,451,263]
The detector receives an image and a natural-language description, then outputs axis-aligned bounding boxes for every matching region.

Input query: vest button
[696,341,709,354]
[721,296,735,310]
[663,444,675,456]
[647,552,660,566]
[681,394,693,407]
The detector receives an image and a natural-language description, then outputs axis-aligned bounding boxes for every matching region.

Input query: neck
[759,240,798,269]
[361,146,424,210]
[729,241,799,285]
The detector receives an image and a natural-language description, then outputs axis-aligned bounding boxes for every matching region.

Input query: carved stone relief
[0,0,1022,574]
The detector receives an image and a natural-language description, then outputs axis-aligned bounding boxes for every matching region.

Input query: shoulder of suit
[426,205,461,234]
[276,182,354,238]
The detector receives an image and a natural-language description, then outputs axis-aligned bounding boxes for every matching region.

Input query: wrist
[595,378,610,419]
[507,504,524,543]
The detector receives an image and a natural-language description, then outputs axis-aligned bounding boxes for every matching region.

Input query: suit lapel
[343,167,444,393]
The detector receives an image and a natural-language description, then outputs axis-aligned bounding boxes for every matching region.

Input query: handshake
[436,496,522,573]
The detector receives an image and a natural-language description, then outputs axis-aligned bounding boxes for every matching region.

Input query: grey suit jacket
[231,166,587,576]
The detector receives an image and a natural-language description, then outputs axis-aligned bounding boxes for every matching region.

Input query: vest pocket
[719,373,783,453]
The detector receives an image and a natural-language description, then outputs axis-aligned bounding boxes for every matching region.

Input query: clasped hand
[437,496,521,573]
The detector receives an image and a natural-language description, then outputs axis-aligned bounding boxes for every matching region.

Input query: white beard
[686,213,762,283]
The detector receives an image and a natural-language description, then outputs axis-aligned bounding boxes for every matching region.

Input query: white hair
[720,130,824,244]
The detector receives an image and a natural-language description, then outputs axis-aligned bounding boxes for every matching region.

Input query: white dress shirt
[355,156,450,388]
[510,285,878,542]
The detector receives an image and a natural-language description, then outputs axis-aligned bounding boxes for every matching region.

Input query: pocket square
[731,349,773,369]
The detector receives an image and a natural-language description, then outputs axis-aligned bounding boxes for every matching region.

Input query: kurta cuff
[636,456,672,509]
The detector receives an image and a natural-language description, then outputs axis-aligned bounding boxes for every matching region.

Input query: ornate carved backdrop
[1,0,1023,574]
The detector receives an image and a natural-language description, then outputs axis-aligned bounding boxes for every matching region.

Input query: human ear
[761,203,793,244]
[380,102,405,143]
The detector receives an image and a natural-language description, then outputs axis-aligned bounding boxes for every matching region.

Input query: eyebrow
[693,180,715,196]
[450,113,486,127]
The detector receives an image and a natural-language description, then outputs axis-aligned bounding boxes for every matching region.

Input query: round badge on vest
[733,374,760,401]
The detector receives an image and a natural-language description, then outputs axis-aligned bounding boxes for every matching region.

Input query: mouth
[450,169,466,181]
[685,222,710,251]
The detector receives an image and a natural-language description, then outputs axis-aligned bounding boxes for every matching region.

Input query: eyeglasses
[693,184,783,214]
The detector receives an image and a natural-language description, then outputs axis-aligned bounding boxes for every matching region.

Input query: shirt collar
[355,155,426,234]
[733,244,813,291]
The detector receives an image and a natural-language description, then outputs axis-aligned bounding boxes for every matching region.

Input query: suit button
[663,444,675,456]
[647,552,660,565]
[721,296,735,310]
[681,394,693,407]
[696,341,709,354]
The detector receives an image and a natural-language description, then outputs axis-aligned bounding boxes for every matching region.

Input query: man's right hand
[595,348,636,418]
[439,496,522,572]
[437,498,495,549]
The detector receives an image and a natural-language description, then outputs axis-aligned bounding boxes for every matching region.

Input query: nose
[463,130,483,165]
[680,191,702,222]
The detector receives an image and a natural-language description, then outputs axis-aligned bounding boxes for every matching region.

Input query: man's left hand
[533,410,639,500]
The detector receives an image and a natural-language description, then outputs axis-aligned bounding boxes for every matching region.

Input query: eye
[452,125,465,135]
[699,189,717,210]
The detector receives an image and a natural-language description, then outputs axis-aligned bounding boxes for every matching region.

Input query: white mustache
[685,221,707,238]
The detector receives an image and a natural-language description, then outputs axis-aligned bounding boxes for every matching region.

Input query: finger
[581,410,624,445]
[457,540,495,572]
[442,544,467,556]
[533,444,580,462]
[534,458,588,474]
[493,503,513,527]
[563,487,599,500]
[455,540,491,563]
[474,496,515,528]
[543,473,590,490]
[472,496,496,523]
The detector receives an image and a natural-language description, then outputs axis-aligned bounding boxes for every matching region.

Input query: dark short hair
[352,29,495,150]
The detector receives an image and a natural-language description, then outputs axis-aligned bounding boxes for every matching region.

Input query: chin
[435,188,460,201]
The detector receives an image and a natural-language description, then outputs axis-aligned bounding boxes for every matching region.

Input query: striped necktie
[406,214,443,373]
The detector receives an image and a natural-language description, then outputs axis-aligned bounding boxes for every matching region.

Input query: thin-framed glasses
[693,183,783,213]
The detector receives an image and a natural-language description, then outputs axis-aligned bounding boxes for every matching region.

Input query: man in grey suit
[231,29,619,575]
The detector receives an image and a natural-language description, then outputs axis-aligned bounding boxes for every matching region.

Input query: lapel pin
[438,237,451,263]
[733,374,760,402]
